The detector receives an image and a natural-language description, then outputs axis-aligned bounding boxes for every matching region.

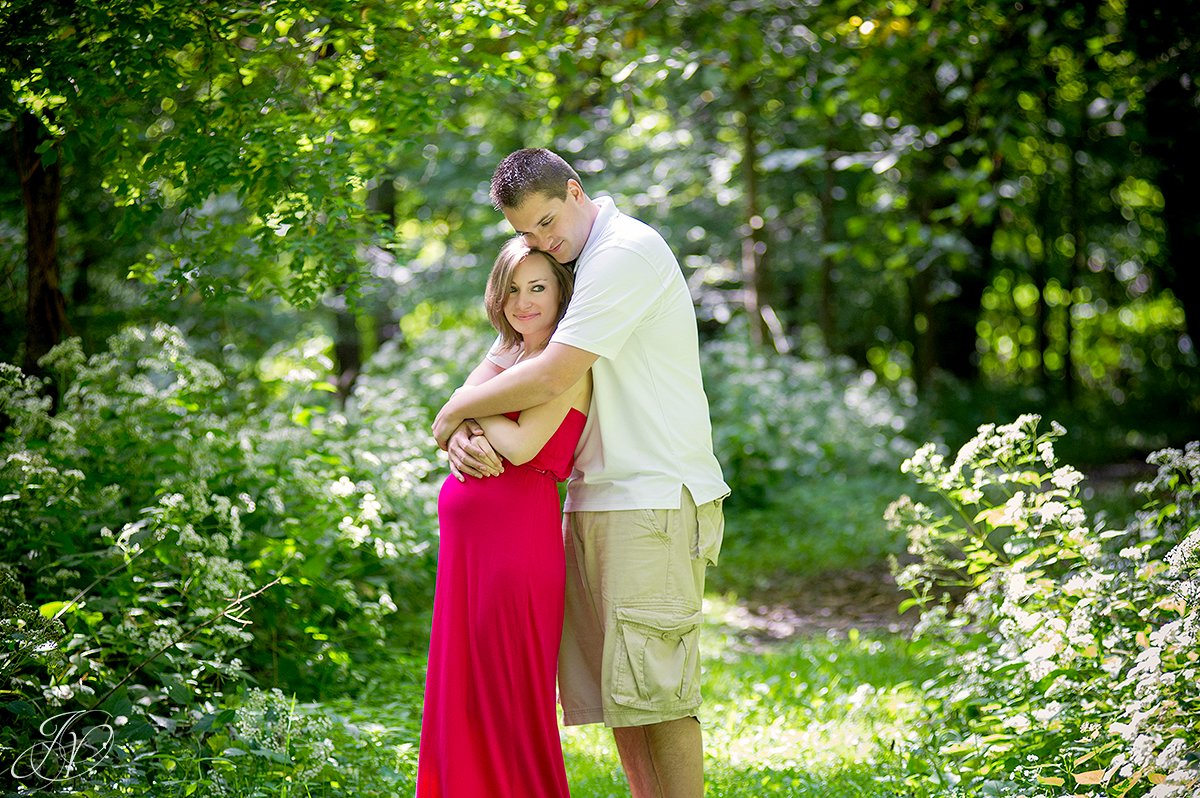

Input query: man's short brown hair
[489,148,582,210]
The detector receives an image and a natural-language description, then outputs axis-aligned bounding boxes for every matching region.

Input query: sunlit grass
[75,599,937,797]
[709,472,910,598]
[561,596,940,797]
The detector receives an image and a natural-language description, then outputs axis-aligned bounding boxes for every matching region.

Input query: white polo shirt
[489,196,729,512]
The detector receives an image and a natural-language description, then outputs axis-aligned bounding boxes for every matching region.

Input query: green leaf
[39,600,71,618]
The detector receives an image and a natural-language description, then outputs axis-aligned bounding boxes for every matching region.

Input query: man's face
[502,180,593,264]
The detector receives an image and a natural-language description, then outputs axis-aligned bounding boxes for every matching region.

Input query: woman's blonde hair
[484,237,575,350]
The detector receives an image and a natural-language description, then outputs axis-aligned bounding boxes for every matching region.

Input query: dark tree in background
[1,0,529,380]
[1127,2,1200,348]
[2,0,1197,446]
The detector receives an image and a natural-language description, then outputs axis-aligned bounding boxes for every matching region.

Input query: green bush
[888,416,1198,797]
[0,323,473,792]
[700,337,917,585]
[702,337,915,509]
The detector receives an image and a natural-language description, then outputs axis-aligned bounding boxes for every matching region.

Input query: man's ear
[566,179,584,203]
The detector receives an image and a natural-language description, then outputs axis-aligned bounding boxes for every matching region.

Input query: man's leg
[612,717,703,798]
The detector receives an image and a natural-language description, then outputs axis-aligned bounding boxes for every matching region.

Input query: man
[432,148,729,798]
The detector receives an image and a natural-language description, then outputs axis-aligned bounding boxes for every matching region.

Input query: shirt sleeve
[486,336,520,369]
[551,246,666,359]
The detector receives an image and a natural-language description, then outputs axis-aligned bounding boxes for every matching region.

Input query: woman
[416,237,590,797]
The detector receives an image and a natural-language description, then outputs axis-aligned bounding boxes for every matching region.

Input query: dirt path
[721,564,916,647]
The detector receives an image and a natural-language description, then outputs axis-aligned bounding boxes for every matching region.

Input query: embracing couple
[417,148,730,798]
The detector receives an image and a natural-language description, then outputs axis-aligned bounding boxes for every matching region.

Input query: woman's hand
[447,420,504,481]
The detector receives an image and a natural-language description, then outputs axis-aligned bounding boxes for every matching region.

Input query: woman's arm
[433,342,599,448]
[446,357,508,479]
[474,372,591,466]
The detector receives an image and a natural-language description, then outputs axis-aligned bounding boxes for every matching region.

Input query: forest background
[2,0,1198,796]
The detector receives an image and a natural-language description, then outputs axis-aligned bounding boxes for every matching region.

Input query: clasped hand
[434,388,504,481]
[444,420,504,482]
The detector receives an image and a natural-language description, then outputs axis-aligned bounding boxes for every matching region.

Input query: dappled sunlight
[561,594,936,795]
[702,596,932,772]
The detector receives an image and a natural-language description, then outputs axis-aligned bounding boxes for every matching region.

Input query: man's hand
[446,420,504,481]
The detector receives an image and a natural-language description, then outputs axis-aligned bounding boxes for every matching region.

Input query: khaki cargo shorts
[558,486,725,728]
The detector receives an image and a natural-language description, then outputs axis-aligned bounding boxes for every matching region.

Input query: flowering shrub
[888,416,1199,797]
[0,323,470,791]
[702,337,915,506]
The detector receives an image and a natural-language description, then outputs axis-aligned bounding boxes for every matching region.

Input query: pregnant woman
[416,237,591,797]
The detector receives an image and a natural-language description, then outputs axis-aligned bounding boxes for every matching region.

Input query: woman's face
[503,252,562,342]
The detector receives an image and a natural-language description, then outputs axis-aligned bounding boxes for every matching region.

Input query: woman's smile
[503,252,561,341]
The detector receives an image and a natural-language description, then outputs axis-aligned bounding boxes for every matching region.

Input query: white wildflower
[1131,733,1160,767]
[373,538,398,559]
[1038,501,1068,524]
[998,491,1028,527]
[902,443,944,476]
[338,516,370,546]
[1050,466,1084,490]
[1037,440,1055,469]
[1005,713,1032,733]
[43,684,75,704]
[360,492,382,523]
[1120,545,1149,561]
[1063,572,1108,597]
[1165,529,1200,573]
[1150,619,1194,649]
[177,524,204,549]
[1004,572,1038,602]
[329,476,356,498]
[1023,641,1058,680]
[1032,701,1062,723]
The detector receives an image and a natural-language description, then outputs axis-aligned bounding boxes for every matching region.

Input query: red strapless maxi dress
[416,408,586,798]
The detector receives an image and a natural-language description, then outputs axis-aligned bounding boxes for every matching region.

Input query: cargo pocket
[691,497,725,566]
[611,600,702,711]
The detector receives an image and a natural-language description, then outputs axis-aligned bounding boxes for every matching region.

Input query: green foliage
[699,335,916,591]
[711,471,910,599]
[889,418,1199,797]
[6,0,1198,449]
[63,667,426,797]
[0,323,478,792]
[1,0,539,306]
[702,336,915,508]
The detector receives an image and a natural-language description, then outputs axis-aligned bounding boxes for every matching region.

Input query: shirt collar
[579,195,618,264]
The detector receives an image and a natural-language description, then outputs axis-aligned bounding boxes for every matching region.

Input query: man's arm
[444,358,506,480]
[433,342,597,448]
[463,357,504,387]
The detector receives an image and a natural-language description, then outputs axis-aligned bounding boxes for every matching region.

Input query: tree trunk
[368,177,399,347]
[935,219,995,381]
[729,81,777,352]
[15,114,70,386]
[1065,115,1089,404]
[333,173,405,402]
[1127,5,1200,351]
[818,156,837,352]
[333,294,361,403]
[1032,185,1052,393]
[910,265,935,394]
[1145,75,1200,350]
